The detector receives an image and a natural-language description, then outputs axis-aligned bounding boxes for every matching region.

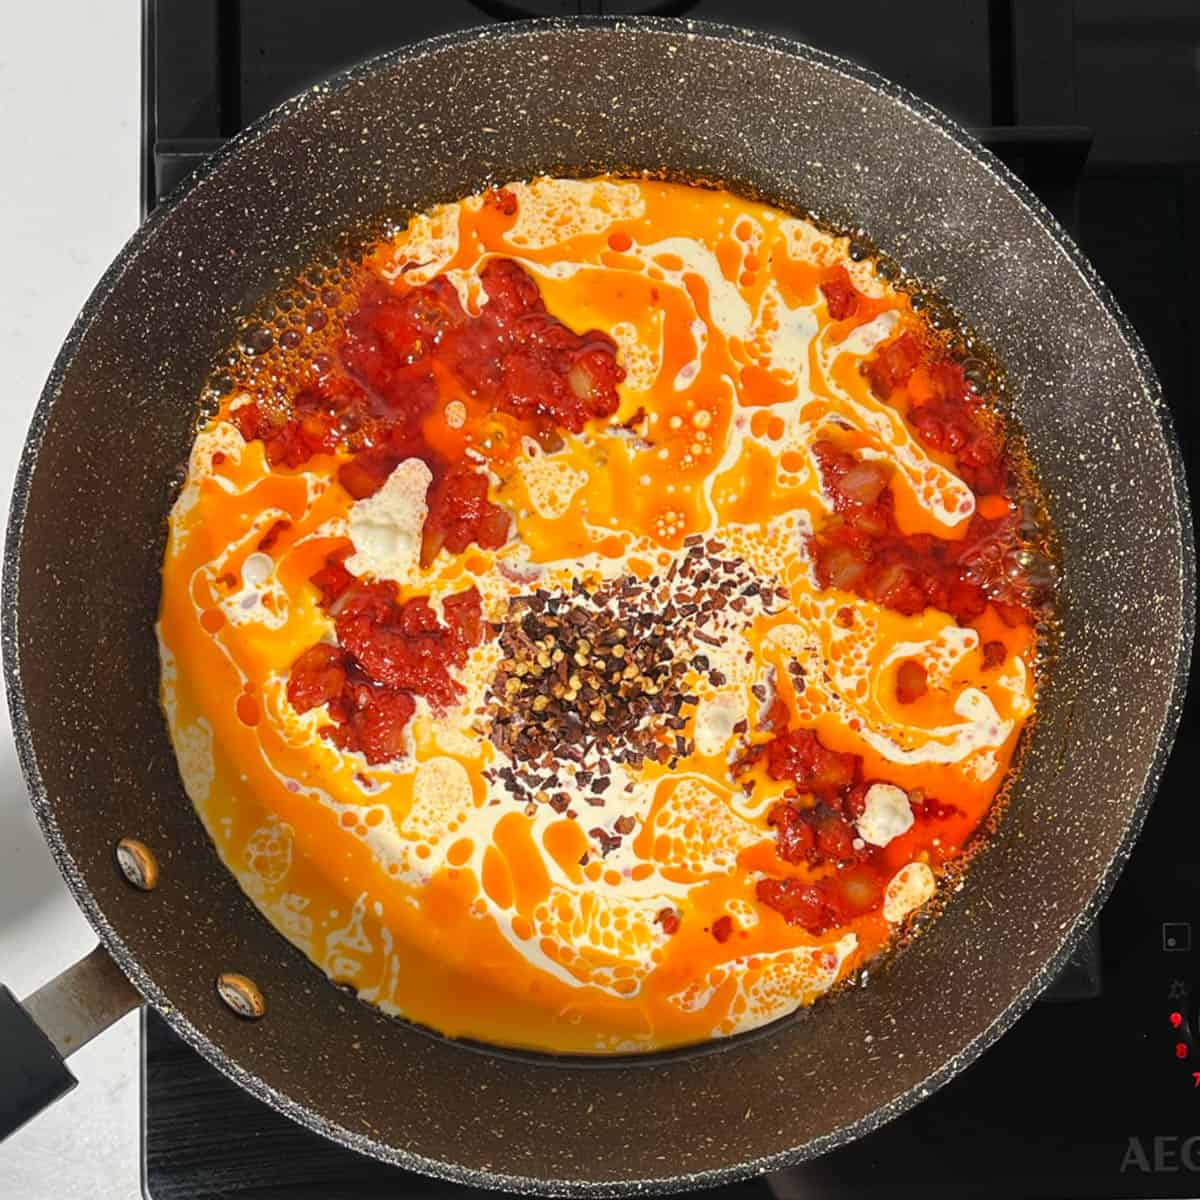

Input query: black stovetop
[141,3,1200,1197]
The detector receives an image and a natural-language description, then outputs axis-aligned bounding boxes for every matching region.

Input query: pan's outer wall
[4,19,1192,1195]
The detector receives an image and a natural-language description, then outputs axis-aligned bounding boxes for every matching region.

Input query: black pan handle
[1,944,141,1141]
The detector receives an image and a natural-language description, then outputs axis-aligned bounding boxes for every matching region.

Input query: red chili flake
[730,741,766,779]
[211,451,227,466]
[257,518,292,554]
[711,915,734,943]
[909,400,1006,494]
[981,640,1007,670]
[655,907,681,935]
[533,423,565,452]
[862,331,1009,493]
[817,443,892,514]
[819,265,861,320]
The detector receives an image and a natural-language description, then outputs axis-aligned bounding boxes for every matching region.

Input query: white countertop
[1,5,143,1197]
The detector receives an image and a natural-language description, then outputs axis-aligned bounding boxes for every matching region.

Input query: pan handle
[0,944,141,1142]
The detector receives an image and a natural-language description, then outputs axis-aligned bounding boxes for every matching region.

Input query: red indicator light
[1171,1011,1185,1028]
[1176,1042,1189,1060]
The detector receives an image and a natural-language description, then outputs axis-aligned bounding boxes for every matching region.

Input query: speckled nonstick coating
[3,16,1192,1195]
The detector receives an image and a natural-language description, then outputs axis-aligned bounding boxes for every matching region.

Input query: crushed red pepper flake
[257,518,292,554]
[655,907,681,936]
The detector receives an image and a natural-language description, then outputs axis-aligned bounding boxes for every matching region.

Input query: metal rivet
[216,973,266,1020]
[115,838,159,891]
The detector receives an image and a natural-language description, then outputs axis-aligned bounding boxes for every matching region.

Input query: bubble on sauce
[779,218,890,300]
[503,178,646,250]
[610,317,663,394]
[646,777,761,877]
[747,282,819,396]
[325,892,377,982]
[405,757,475,841]
[378,201,463,285]
[670,933,858,1035]
[517,441,589,520]
[174,718,215,805]
[725,897,759,930]
[529,886,670,996]
[240,325,275,357]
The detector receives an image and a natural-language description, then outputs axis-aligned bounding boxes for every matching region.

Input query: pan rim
[3,14,1194,1195]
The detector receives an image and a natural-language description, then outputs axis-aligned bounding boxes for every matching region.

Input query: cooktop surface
[142,2,1199,1197]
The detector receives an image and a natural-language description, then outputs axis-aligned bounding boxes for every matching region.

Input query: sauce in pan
[158,177,1052,1054]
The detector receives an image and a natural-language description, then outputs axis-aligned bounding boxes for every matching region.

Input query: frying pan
[0,16,1192,1194]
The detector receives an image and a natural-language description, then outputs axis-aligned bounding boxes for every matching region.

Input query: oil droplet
[200,608,226,634]
[240,326,274,356]
[236,695,261,726]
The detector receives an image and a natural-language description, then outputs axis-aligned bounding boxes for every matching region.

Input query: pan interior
[5,19,1190,1194]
